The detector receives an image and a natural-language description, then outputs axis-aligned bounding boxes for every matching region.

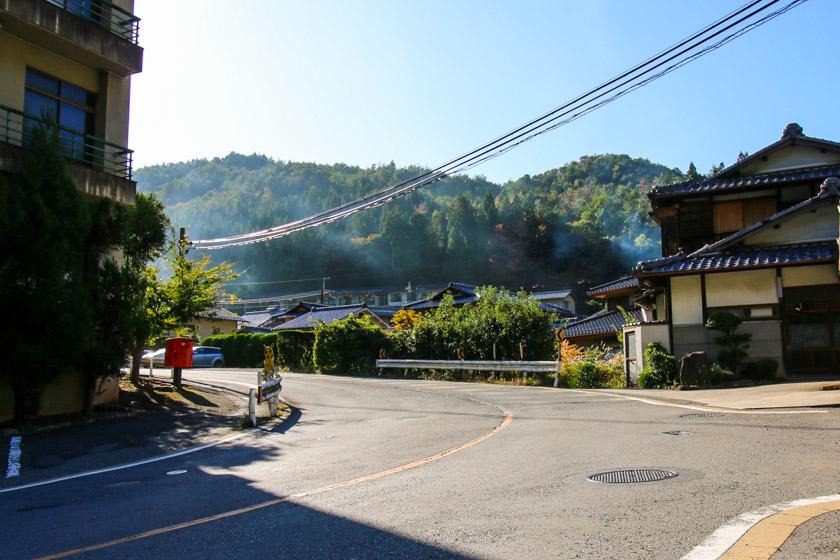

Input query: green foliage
[707,362,728,385]
[135,154,684,295]
[705,312,751,374]
[313,315,388,374]
[637,342,678,388]
[202,332,285,368]
[0,125,170,419]
[389,288,554,363]
[274,330,315,371]
[744,358,778,381]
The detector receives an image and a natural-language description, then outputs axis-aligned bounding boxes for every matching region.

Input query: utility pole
[320,276,330,304]
[173,227,187,389]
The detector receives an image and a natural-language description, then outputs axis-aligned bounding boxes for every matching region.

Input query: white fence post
[248,388,257,427]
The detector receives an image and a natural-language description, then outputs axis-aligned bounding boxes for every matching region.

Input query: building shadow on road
[4,410,476,560]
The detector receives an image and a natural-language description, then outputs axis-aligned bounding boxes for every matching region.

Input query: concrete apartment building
[0,0,142,205]
[0,0,142,421]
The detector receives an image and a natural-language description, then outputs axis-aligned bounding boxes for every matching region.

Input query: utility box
[164,337,193,368]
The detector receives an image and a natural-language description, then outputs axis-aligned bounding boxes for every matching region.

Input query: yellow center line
[37,411,513,560]
[720,499,840,559]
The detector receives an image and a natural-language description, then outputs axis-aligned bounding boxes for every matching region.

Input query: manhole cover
[587,469,678,484]
[680,412,723,419]
[659,430,693,436]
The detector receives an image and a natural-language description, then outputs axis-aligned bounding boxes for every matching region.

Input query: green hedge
[275,330,315,372]
[313,315,388,374]
[202,331,316,370]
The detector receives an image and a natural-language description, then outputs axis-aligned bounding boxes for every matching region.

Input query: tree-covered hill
[135,153,684,299]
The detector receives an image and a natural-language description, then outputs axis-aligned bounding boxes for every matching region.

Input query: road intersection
[3,370,839,559]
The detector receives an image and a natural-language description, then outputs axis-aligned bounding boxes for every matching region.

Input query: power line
[191,0,807,250]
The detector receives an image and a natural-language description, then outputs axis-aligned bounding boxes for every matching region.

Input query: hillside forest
[135,153,689,300]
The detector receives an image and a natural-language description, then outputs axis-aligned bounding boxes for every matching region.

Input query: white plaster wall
[745,204,837,246]
[739,145,840,175]
[671,276,703,325]
[705,269,778,307]
[782,264,840,287]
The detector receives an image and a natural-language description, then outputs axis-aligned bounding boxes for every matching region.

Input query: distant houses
[229,281,579,333]
[566,123,840,382]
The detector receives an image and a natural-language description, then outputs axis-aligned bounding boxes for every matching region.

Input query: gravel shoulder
[773,509,840,559]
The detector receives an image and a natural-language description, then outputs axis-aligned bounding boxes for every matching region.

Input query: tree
[686,161,700,181]
[705,311,751,373]
[162,233,239,331]
[0,125,92,421]
[123,194,169,381]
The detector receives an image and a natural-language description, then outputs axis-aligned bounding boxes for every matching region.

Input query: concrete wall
[0,30,99,109]
[739,145,840,175]
[672,320,785,376]
[705,269,778,307]
[193,318,238,342]
[781,264,840,287]
[745,203,837,246]
[623,322,671,385]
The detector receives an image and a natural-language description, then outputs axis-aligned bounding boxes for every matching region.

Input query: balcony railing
[0,104,133,180]
[47,0,140,44]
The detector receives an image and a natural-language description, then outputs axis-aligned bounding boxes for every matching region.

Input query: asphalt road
[3,369,840,559]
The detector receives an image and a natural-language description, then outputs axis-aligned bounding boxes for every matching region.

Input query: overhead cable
[191,0,807,250]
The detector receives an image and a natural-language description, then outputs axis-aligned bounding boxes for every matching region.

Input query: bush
[560,342,625,389]
[313,314,389,374]
[744,358,778,381]
[638,343,677,388]
[275,330,315,372]
[705,311,751,374]
[202,332,279,367]
[707,362,728,385]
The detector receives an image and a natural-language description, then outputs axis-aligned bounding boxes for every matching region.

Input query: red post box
[164,337,194,368]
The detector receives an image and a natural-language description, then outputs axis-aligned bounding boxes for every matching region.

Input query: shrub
[705,311,751,374]
[744,358,778,381]
[707,362,728,385]
[274,330,315,372]
[202,332,279,367]
[638,343,677,388]
[559,342,625,389]
[313,314,388,374]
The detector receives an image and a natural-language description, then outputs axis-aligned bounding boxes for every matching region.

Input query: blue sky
[130,0,839,183]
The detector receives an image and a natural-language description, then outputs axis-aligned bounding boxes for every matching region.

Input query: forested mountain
[135,153,685,299]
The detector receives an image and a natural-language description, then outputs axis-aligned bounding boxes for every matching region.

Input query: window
[625,332,637,360]
[24,68,96,160]
[47,0,96,21]
[713,197,777,235]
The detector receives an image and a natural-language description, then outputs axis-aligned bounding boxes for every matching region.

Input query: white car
[141,348,166,367]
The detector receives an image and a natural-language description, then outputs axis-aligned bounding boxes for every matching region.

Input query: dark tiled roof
[538,302,578,318]
[562,308,644,338]
[272,304,387,331]
[240,311,271,327]
[649,163,840,200]
[586,276,640,297]
[532,289,573,300]
[195,307,242,322]
[637,241,836,275]
[405,295,478,310]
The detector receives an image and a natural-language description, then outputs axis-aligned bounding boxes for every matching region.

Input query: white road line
[186,378,255,389]
[6,436,21,478]
[571,389,827,414]
[681,493,840,559]
[0,416,284,494]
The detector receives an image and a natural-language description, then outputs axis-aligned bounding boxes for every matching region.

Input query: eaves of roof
[649,163,840,200]
[636,241,836,276]
[562,308,644,338]
[586,276,639,297]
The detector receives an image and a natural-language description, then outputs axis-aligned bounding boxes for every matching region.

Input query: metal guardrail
[49,0,141,44]
[376,359,559,373]
[0,104,133,180]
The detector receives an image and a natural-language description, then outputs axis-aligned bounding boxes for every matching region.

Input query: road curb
[681,494,840,559]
